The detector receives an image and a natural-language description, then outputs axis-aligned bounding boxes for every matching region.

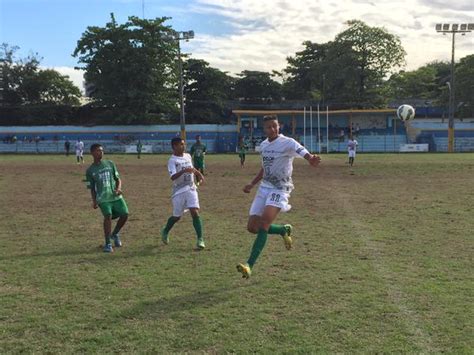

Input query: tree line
[1,15,473,125]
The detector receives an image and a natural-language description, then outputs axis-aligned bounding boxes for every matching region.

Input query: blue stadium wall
[0,124,239,153]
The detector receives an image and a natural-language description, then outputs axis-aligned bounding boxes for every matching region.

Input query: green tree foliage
[455,54,474,117]
[0,43,80,106]
[283,21,405,107]
[183,58,234,123]
[235,70,282,101]
[73,14,178,117]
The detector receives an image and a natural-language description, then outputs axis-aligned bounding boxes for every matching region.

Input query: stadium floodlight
[435,23,473,152]
[164,30,195,140]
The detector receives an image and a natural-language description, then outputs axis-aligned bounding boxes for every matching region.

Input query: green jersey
[190,142,207,160]
[239,142,247,155]
[85,160,122,204]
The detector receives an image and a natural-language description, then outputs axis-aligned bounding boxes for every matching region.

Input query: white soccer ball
[397,104,415,122]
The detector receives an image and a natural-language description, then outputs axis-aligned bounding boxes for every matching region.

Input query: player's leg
[161,194,183,244]
[98,202,114,252]
[76,153,80,164]
[189,207,205,249]
[111,199,129,247]
[187,189,204,249]
[103,215,113,252]
[239,206,280,277]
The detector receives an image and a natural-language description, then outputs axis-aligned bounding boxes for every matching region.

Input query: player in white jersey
[160,137,206,250]
[75,139,85,164]
[347,135,358,167]
[236,115,321,278]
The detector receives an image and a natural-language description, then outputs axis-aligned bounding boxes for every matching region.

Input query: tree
[283,41,332,100]
[283,21,406,107]
[0,43,81,106]
[385,61,451,108]
[73,14,179,118]
[183,58,234,123]
[334,20,406,105]
[235,70,281,101]
[455,54,474,117]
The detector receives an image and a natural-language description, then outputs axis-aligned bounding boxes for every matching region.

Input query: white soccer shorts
[249,186,291,216]
[348,150,356,158]
[76,150,84,157]
[172,189,200,217]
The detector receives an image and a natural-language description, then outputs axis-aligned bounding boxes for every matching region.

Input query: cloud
[182,0,474,76]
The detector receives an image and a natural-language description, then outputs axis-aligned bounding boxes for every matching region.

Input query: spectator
[65,140,71,156]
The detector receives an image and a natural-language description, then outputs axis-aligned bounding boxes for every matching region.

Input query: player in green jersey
[190,135,207,175]
[238,138,248,168]
[85,143,129,253]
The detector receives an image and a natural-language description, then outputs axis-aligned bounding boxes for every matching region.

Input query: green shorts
[99,198,129,219]
[193,158,205,170]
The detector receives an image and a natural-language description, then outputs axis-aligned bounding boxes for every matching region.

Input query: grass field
[0,153,473,353]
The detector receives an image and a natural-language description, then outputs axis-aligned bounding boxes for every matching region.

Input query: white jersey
[75,141,84,152]
[259,134,309,192]
[347,139,358,152]
[167,153,196,197]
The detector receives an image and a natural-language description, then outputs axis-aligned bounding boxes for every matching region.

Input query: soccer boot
[236,263,252,279]
[161,227,169,245]
[196,238,205,250]
[112,234,122,248]
[283,224,293,250]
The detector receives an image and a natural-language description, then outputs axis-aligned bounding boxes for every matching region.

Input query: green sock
[247,228,268,268]
[112,226,120,236]
[105,235,111,245]
[164,216,178,233]
[268,224,286,236]
[192,215,203,240]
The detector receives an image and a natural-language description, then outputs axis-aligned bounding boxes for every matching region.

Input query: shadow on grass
[0,242,165,262]
[118,282,258,321]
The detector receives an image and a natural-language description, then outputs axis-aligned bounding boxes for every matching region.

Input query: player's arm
[90,188,98,209]
[170,167,194,181]
[303,152,321,167]
[243,168,263,193]
[112,163,123,195]
[114,177,123,195]
[86,171,98,209]
[193,168,204,183]
[292,139,321,167]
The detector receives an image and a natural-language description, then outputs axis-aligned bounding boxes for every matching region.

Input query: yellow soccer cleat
[283,224,293,250]
[236,263,252,279]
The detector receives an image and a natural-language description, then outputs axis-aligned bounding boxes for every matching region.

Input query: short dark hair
[171,137,183,147]
[263,115,278,122]
[90,143,102,152]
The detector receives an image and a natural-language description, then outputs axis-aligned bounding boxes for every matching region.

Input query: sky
[1,0,473,92]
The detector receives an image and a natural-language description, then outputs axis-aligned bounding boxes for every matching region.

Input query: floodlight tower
[435,23,474,152]
[175,30,194,140]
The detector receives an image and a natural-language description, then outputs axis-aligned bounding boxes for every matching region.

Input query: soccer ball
[397,104,415,122]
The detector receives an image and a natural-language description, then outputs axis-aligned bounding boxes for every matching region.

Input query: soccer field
[0,153,472,353]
